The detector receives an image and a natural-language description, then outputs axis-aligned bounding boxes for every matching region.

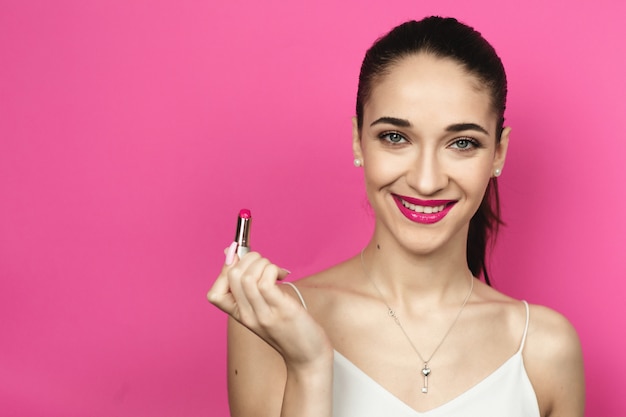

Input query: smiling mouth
[399,198,447,214]
[392,195,456,224]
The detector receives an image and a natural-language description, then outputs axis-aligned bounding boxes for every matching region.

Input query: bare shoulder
[281,256,362,310]
[524,304,585,417]
[526,304,581,355]
[292,256,359,288]
[470,284,584,416]
[524,304,583,373]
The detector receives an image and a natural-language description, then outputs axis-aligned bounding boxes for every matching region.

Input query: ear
[352,117,364,163]
[492,126,511,176]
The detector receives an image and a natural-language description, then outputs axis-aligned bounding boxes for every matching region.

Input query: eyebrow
[370,117,412,128]
[445,123,490,136]
[371,117,490,136]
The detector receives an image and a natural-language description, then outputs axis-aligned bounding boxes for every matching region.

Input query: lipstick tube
[234,209,252,258]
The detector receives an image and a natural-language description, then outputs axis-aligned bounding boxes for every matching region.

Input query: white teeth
[400,199,446,214]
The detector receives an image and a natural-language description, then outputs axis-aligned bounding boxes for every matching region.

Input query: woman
[208,17,584,417]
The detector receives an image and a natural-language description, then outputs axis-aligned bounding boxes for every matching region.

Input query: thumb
[224,241,239,266]
[207,242,239,310]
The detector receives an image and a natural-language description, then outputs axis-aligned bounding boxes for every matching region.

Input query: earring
[353,158,362,167]
[494,168,502,177]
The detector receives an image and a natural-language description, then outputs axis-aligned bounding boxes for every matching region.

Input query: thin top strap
[518,300,530,353]
[282,282,308,311]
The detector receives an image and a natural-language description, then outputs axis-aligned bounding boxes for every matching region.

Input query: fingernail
[277,268,291,281]
[225,242,238,265]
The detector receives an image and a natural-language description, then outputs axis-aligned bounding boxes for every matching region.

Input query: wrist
[285,348,334,383]
[282,350,333,417]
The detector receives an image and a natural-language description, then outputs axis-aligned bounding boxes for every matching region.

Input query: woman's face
[353,53,509,255]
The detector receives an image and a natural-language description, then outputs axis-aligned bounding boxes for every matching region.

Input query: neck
[361,234,473,307]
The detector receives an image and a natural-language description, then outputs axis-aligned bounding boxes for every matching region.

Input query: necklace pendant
[421,364,431,394]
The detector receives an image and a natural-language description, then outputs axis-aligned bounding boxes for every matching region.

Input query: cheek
[448,157,494,193]
[363,152,407,187]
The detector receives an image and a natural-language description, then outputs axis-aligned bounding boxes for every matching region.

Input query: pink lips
[393,194,456,224]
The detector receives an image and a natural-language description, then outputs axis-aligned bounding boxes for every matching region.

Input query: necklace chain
[359,249,474,393]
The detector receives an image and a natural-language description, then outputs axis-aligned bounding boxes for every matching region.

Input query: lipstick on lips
[234,209,252,257]
[393,195,456,224]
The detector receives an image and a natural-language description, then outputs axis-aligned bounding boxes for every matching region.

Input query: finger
[248,263,299,322]
[206,243,242,312]
[240,258,276,320]
[224,241,238,265]
[211,241,246,301]
[207,270,237,313]
[227,252,263,322]
[277,268,291,281]
[258,265,297,310]
[234,253,272,312]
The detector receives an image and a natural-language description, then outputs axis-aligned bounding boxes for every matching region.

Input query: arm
[228,316,333,417]
[208,249,333,417]
[525,305,585,417]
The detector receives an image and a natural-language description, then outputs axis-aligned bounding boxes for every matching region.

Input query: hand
[207,243,332,368]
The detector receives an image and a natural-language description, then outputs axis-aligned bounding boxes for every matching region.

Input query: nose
[406,148,448,196]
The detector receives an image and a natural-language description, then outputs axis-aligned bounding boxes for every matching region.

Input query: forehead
[365,54,496,134]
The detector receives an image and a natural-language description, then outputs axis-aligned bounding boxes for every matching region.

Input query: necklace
[360,249,474,394]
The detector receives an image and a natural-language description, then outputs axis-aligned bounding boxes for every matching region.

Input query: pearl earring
[354,158,362,167]
[494,168,502,177]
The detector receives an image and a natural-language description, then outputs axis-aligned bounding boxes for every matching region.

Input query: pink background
[1,0,624,415]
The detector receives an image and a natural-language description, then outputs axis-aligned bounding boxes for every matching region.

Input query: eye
[379,131,407,144]
[449,138,480,151]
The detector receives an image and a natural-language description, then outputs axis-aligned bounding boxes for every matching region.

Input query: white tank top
[283,282,540,417]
